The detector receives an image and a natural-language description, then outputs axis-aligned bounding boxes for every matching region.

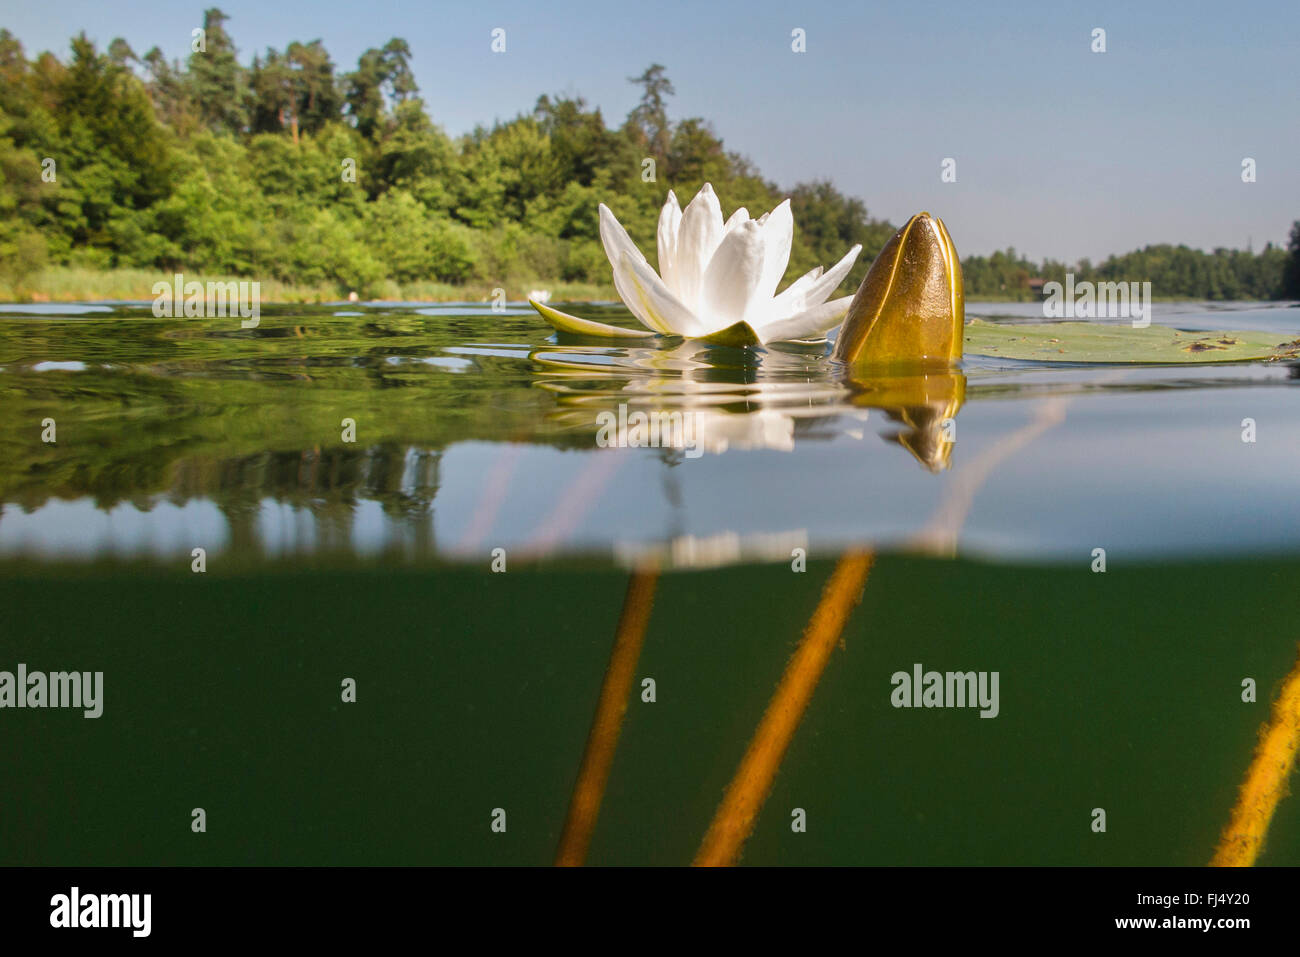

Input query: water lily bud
[833,213,964,366]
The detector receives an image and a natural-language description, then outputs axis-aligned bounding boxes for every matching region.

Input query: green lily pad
[964,319,1300,364]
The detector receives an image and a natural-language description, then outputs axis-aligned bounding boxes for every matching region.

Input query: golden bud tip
[832,212,964,367]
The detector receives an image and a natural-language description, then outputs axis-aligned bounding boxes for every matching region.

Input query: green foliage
[787,180,896,292]
[0,18,1292,302]
[627,64,674,161]
[0,224,47,293]
[342,38,416,140]
[963,243,1290,301]
[189,8,247,134]
[367,190,474,283]
[1282,221,1300,300]
[248,42,341,138]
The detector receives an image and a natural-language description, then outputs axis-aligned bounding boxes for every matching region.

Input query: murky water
[2,300,1299,864]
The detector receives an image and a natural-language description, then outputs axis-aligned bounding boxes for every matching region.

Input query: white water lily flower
[529,183,862,345]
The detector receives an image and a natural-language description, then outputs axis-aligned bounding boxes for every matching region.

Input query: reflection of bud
[833,212,964,367]
[847,370,965,472]
[884,403,958,473]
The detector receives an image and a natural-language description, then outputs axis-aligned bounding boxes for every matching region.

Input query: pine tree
[188,8,247,134]
[1282,221,1300,300]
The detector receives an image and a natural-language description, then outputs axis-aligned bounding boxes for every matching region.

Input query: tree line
[963,238,1298,301]
[1,9,1298,301]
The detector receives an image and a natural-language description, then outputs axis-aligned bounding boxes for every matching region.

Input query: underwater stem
[1211,646,1300,867]
[555,567,659,866]
[694,550,875,866]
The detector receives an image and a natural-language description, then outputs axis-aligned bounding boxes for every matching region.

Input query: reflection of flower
[530,184,862,344]
[687,408,797,454]
[615,528,809,570]
[586,404,798,455]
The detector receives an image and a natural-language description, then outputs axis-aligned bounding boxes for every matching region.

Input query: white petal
[599,203,676,334]
[795,244,863,309]
[724,207,750,233]
[756,295,854,343]
[616,251,708,337]
[756,199,793,302]
[599,203,648,268]
[657,191,681,297]
[674,183,724,313]
[765,265,824,321]
[699,219,767,330]
[609,268,670,334]
[606,258,671,335]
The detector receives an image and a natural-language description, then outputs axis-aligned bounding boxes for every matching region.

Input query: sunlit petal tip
[724,207,750,232]
[658,193,684,293]
[675,183,726,311]
[765,264,828,322]
[759,199,790,225]
[791,243,862,312]
[756,201,794,301]
[598,202,649,275]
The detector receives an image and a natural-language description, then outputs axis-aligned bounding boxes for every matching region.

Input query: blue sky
[5,0,1298,260]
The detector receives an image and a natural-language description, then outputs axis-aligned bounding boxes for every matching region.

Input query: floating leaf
[963,319,1300,364]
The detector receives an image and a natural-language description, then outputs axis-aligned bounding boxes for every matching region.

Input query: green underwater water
[1,555,1298,866]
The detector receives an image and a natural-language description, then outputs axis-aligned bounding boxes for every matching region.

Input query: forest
[2,9,1298,302]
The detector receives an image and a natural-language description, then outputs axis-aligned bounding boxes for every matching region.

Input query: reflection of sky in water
[432,380,1300,561]
[3,376,1299,564]
[1,302,1298,565]
[0,499,228,558]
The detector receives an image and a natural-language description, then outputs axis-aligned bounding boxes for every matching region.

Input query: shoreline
[0,269,1285,308]
[0,268,618,306]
